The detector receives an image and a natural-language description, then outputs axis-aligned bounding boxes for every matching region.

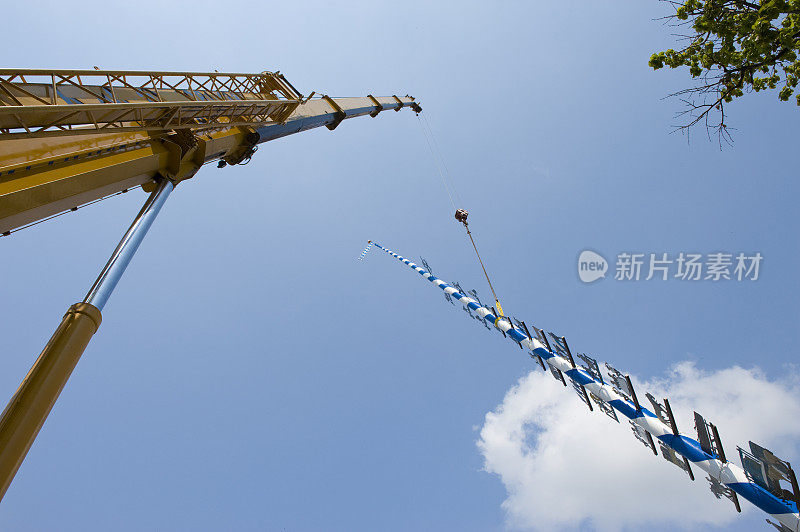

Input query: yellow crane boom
[0,68,419,503]
[0,69,419,234]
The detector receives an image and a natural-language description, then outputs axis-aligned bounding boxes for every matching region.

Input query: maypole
[368,241,800,532]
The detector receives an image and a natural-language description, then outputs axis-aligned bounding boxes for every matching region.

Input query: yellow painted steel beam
[0,125,253,233]
[0,93,419,235]
[0,303,102,501]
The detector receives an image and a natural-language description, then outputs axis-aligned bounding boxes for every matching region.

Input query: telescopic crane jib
[0,69,420,234]
[0,68,420,503]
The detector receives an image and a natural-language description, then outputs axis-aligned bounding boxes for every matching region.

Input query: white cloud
[477,362,800,531]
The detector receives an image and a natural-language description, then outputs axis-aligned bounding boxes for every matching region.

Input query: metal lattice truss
[0,69,303,139]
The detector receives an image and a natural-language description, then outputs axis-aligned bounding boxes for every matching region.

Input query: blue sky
[1,1,799,531]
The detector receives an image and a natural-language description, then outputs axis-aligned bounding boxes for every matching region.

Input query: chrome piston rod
[0,177,174,503]
[84,178,174,310]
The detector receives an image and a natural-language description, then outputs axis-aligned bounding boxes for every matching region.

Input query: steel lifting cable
[420,113,464,207]
[417,114,457,211]
[463,224,503,314]
[416,111,506,318]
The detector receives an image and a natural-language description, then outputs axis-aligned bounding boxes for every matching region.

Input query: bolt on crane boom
[0,68,420,503]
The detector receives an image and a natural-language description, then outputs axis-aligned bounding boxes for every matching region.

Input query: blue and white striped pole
[358,241,373,261]
[369,241,800,531]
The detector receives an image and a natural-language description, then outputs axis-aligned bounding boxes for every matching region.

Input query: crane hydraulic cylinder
[0,303,102,500]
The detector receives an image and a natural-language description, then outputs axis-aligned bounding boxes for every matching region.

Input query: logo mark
[578,250,608,283]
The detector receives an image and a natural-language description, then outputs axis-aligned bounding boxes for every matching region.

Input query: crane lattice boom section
[0,69,303,139]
